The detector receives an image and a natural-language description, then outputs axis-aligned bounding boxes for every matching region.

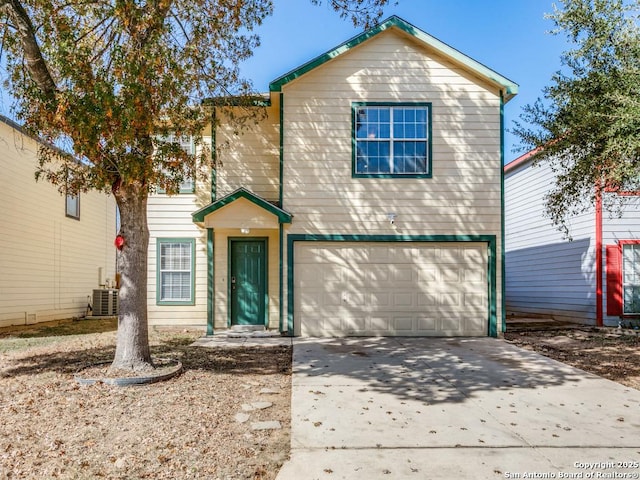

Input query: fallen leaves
[0,325,292,479]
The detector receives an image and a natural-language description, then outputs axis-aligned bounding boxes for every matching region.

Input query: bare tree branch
[0,0,57,100]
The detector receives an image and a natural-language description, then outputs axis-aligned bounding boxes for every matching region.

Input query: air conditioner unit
[93,289,119,316]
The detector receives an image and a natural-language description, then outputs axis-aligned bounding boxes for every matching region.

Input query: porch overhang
[192,187,292,228]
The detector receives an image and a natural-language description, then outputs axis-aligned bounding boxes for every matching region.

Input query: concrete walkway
[276,337,640,480]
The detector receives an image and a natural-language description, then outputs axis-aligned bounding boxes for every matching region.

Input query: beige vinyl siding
[280,30,504,329]
[212,229,280,330]
[0,119,117,327]
[146,137,211,328]
[215,101,280,202]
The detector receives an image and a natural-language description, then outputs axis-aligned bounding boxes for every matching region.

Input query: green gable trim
[286,234,497,337]
[269,15,518,101]
[201,95,271,107]
[192,187,293,224]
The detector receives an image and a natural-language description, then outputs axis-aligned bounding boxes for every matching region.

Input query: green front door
[230,239,267,326]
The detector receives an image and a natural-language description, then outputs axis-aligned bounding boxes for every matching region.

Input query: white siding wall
[146,136,211,328]
[0,119,117,327]
[602,193,640,325]
[215,102,280,201]
[504,159,596,323]
[280,31,505,327]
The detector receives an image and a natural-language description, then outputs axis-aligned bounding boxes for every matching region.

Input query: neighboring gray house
[504,150,640,327]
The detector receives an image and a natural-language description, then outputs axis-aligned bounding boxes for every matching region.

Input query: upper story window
[353,103,432,178]
[156,134,195,194]
[65,192,80,219]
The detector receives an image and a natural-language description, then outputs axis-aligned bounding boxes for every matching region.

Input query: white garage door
[294,242,488,336]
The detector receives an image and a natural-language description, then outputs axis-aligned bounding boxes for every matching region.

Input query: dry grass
[505,327,640,390]
[0,319,291,479]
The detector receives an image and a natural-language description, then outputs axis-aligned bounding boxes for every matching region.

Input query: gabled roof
[504,148,540,174]
[192,187,293,224]
[269,15,519,102]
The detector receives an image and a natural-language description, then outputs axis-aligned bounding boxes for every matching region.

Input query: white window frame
[622,243,640,314]
[157,238,195,305]
[65,192,80,219]
[156,134,195,194]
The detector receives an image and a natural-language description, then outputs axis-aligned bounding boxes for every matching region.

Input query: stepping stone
[234,413,250,423]
[241,401,273,412]
[251,421,282,431]
[259,388,279,395]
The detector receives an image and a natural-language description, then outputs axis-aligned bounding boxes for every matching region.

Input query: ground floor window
[157,238,195,305]
[622,243,640,314]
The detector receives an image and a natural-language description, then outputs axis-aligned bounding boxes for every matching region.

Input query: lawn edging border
[74,358,183,387]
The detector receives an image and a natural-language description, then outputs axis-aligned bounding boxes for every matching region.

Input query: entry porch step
[220,325,282,338]
[230,325,266,333]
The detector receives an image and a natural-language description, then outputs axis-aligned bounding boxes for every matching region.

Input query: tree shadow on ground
[291,337,595,405]
[0,334,290,379]
[0,317,117,338]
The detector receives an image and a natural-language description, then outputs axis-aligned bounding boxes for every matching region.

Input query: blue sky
[239,0,570,161]
[0,0,569,162]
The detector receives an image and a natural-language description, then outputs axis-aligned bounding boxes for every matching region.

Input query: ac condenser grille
[93,289,119,316]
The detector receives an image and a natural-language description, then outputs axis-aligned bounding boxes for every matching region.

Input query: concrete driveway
[276,337,640,480]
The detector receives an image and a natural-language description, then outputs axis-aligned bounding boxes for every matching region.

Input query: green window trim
[286,234,497,338]
[352,102,433,179]
[156,237,196,306]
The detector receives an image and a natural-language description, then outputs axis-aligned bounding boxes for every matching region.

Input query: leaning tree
[513,0,640,236]
[0,0,391,372]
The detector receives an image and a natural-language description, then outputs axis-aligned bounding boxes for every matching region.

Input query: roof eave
[269,15,518,100]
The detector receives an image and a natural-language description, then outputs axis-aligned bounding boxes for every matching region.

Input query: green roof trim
[192,187,293,224]
[269,15,518,101]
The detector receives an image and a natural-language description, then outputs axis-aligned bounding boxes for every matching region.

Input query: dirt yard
[504,327,640,390]
[1,319,639,479]
[0,318,291,479]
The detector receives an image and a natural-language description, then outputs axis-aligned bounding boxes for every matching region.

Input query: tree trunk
[111,182,152,372]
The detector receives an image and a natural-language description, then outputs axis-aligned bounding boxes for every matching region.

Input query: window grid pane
[156,134,194,193]
[622,244,640,313]
[355,106,429,175]
[159,241,193,302]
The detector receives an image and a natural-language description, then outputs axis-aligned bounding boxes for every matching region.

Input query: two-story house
[0,115,117,328]
[147,16,518,337]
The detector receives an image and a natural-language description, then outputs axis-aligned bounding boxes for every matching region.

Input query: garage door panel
[371,292,391,307]
[417,317,437,331]
[391,266,414,283]
[441,268,461,282]
[417,293,437,306]
[295,242,488,337]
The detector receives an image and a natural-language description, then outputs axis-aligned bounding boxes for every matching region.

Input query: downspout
[595,184,603,326]
[211,109,217,202]
[207,110,216,335]
[207,228,214,335]
[278,92,285,334]
[500,91,506,334]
